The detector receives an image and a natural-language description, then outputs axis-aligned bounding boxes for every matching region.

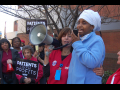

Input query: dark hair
[21,43,25,47]
[57,27,73,52]
[22,45,34,54]
[39,43,45,47]
[0,39,11,51]
[58,27,72,41]
[12,37,21,47]
[54,34,58,37]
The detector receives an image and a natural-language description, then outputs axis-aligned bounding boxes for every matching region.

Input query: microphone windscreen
[51,38,60,47]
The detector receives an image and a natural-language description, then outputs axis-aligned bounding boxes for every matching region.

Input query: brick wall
[96,30,120,53]
[70,5,120,20]
[90,5,120,20]
[17,33,29,45]
[103,53,120,72]
[96,30,120,72]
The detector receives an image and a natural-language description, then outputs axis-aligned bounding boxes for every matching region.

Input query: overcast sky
[0,12,15,37]
[0,5,19,38]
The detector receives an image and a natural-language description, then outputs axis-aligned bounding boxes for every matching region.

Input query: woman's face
[13,38,21,48]
[39,46,44,52]
[21,42,25,47]
[23,49,32,60]
[61,32,72,47]
[77,19,94,37]
[1,42,9,50]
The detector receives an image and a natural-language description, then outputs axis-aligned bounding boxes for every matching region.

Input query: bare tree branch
[42,5,60,33]
[97,5,106,12]
[1,5,120,35]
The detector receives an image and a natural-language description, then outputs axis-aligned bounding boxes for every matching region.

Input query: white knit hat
[78,9,101,31]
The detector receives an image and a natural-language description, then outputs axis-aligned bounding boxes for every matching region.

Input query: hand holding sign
[33,50,39,58]
[24,78,31,84]
[16,58,39,79]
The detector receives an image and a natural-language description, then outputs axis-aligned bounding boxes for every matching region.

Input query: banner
[26,19,47,34]
[16,58,39,79]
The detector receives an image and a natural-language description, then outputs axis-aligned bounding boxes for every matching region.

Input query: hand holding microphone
[6,59,14,72]
[71,30,80,43]
[7,59,13,64]
[44,45,54,57]
[43,45,54,66]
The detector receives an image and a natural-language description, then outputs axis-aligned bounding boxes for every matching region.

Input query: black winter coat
[0,49,20,84]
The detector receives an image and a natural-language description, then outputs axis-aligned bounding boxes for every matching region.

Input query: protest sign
[16,58,39,79]
[26,19,47,34]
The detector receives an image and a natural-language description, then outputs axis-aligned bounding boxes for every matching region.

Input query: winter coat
[0,49,20,84]
[106,68,120,84]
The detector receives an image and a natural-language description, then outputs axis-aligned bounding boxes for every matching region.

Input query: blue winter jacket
[67,32,105,84]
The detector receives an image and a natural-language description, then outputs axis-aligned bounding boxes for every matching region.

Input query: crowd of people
[0,9,119,84]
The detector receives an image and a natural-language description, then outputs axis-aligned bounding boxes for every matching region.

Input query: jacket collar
[80,33,90,41]
[24,56,34,60]
[80,32,95,42]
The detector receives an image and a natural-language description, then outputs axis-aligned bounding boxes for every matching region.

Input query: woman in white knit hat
[67,9,105,84]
